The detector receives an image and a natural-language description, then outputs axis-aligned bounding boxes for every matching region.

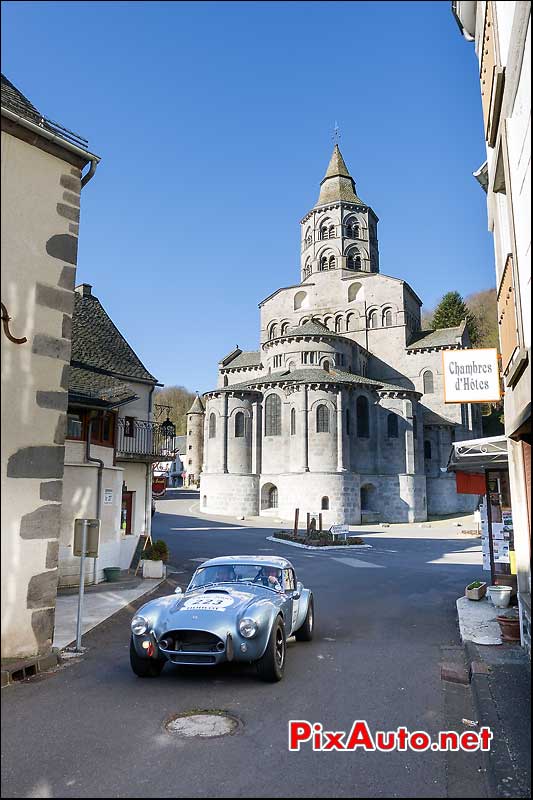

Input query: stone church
[188,145,482,524]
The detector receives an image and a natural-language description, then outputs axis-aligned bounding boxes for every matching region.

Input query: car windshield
[189,564,284,591]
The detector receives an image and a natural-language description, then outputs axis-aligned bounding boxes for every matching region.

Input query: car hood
[163,586,270,628]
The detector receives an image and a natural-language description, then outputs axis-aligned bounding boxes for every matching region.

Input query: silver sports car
[130,555,314,682]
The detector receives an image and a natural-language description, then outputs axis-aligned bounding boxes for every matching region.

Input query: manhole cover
[164,710,241,738]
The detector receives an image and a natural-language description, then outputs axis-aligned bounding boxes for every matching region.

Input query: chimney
[75,283,92,297]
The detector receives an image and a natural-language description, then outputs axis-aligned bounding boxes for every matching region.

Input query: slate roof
[188,395,205,414]
[71,287,158,383]
[406,324,465,351]
[286,320,338,338]
[223,351,262,369]
[1,74,44,125]
[316,144,366,206]
[422,407,456,427]
[68,366,138,407]
[210,367,413,395]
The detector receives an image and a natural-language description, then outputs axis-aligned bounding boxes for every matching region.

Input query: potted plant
[142,539,169,579]
[465,580,487,601]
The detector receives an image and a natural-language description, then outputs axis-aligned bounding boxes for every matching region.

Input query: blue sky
[1,1,494,393]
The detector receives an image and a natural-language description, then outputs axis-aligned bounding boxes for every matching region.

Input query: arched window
[280,322,289,336]
[294,290,308,310]
[320,256,328,271]
[223,375,228,387]
[346,312,355,331]
[321,496,330,510]
[323,360,330,372]
[290,407,296,436]
[268,323,278,340]
[335,316,343,332]
[316,404,329,433]
[368,310,378,329]
[346,408,351,435]
[268,485,278,508]
[265,394,281,436]
[353,223,360,239]
[324,316,333,330]
[347,250,362,270]
[387,413,399,438]
[348,282,362,302]
[320,226,328,240]
[423,370,434,394]
[356,396,369,438]
[382,308,393,327]
[234,411,245,438]
[329,255,336,270]
[328,225,335,238]
[424,440,432,460]
[345,224,353,238]
[208,412,216,439]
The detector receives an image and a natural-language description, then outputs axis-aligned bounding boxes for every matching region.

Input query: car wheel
[129,637,165,678]
[294,596,314,642]
[256,616,286,682]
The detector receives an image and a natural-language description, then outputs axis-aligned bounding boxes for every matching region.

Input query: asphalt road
[1,491,488,798]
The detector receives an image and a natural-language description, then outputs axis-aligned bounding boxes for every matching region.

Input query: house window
[209,413,217,438]
[265,394,281,436]
[90,411,115,446]
[387,413,399,438]
[67,413,83,440]
[356,396,369,438]
[316,404,329,433]
[423,370,434,394]
[290,407,296,436]
[424,440,432,460]
[235,411,245,438]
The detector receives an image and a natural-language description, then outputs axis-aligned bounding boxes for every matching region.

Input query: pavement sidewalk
[53,574,165,650]
[456,595,531,798]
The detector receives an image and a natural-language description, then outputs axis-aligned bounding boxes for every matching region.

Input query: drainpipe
[86,417,104,584]
[145,386,156,539]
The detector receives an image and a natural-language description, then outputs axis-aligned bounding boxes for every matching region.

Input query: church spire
[316,144,365,206]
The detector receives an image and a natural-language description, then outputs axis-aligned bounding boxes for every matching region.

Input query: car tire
[256,616,286,682]
[129,637,165,678]
[294,596,314,642]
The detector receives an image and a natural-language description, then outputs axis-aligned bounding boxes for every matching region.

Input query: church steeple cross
[332,121,341,145]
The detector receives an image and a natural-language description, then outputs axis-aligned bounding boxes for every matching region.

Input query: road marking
[169,526,248,531]
[331,556,385,569]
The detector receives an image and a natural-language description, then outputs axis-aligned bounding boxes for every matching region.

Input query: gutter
[1,106,100,187]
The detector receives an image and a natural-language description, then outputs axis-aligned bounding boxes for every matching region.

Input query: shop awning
[446,435,508,473]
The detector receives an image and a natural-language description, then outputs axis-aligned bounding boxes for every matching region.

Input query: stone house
[194,145,483,524]
[1,75,99,658]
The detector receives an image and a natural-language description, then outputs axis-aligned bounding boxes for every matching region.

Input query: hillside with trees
[154,385,196,436]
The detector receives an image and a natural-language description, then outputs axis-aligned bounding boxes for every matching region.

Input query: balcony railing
[116,418,175,459]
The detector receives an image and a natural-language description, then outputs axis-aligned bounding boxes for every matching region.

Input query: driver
[261,566,283,591]
[213,565,236,583]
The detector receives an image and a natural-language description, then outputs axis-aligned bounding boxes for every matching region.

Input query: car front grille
[158,630,224,654]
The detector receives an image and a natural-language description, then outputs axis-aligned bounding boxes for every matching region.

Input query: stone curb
[463,640,526,798]
[266,536,373,551]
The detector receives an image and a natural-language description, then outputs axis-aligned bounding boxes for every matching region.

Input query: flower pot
[103,567,122,582]
[142,559,164,579]
[465,582,487,601]
[496,612,521,642]
[488,585,512,608]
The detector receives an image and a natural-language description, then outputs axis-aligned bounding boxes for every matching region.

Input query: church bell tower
[300,144,380,281]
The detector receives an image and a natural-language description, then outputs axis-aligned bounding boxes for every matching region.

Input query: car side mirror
[174,586,183,595]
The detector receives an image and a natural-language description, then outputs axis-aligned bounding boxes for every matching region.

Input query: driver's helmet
[214,565,235,582]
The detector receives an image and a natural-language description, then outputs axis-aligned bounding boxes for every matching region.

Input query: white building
[193,146,483,524]
[453,0,531,652]
[60,284,165,586]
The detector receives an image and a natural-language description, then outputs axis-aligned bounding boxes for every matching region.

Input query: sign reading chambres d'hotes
[442,349,501,403]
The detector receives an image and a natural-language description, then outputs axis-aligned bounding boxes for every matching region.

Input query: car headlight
[239,618,258,638]
[131,615,148,635]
